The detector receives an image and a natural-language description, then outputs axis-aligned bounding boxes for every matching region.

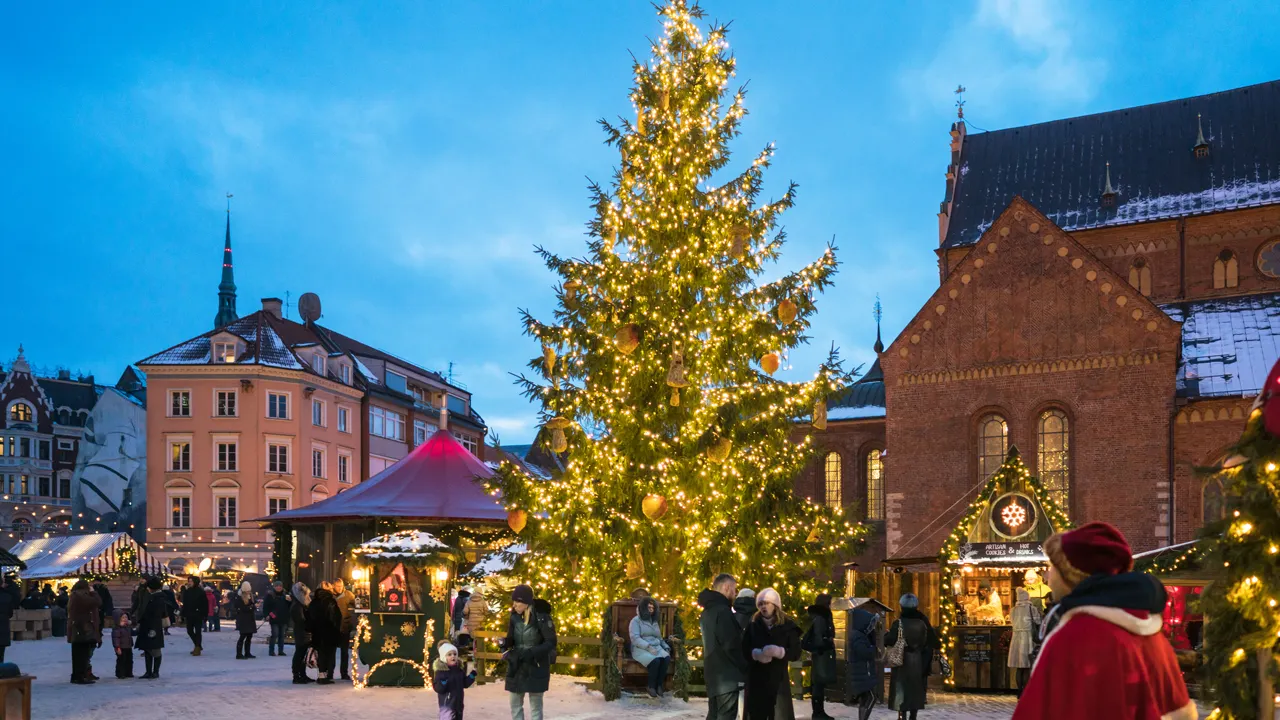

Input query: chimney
[261,298,283,319]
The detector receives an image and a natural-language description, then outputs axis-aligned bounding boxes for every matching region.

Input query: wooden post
[1258,648,1274,720]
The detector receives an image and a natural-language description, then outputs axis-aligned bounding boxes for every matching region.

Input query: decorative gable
[885,197,1182,385]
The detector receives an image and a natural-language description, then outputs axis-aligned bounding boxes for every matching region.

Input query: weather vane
[955,85,966,119]
[226,192,233,212]
[873,294,883,326]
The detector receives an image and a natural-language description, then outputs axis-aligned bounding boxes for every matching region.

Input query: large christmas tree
[489,0,869,634]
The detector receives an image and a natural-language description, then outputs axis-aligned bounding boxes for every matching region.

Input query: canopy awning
[260,431,507,524]
[13,533,167,580]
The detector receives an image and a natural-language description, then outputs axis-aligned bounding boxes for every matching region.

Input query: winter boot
[152,656,162,678]
[141,654,154,679]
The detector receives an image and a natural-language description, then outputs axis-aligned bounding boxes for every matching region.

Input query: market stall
[935,449,1070,691]
[12,532,167,601]
[347,530,454,688]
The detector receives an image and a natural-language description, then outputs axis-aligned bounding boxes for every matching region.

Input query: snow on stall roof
[467,543,526,578]
[353,530,449,557]
[827,405,886,421]
[1162,293,1280,398]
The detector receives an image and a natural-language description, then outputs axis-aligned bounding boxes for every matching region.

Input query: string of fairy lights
[484,0,869,635]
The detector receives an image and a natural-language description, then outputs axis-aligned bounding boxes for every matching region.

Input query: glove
[769,645,786,659]
[751,648,771,663]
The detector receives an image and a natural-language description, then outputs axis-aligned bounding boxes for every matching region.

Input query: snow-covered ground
[7,626,1029,719]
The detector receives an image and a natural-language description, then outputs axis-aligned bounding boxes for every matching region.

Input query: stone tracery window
[1128,257,1152,296]
[823,451,842,509]
[1038,409,1071,514]
[978,414,1008,481]
[1214,249,1238,289]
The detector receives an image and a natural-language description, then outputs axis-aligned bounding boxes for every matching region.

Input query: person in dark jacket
[233,581,257,659]
[886,593,939,720]
[845,607,881,720]
[42,583,56,607]
[161,583,178,635]
[20,587,47,610]
[129,578,146,618]
[502,584,556,720]
[290,583,313,684]
[699,574,749,720]
[56,585,69,610]
[67,579,102,684]
[307,581,343,684]
[180,575,208,656]
[0,580,13,663]
[111,609,134,678]
[204,585,219,631]
[432,641,477,720]
[332,578,356,680]
[801,594,837,720]
[450,587,473,650]
[135,576,168,679]
[742,587,802,720]
[733,588,757,631]
[263,581,291,657]
[93,582,114,633]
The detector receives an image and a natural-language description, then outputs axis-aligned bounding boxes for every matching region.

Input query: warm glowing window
[1128,258,1152,296]
[865,450,885,520]
[170,442,191,472]
[1038,409,1070,513]
[978,414,1008,480]
[823,452,842,508]
[8,403,32,423]
[1214,250,1239,289]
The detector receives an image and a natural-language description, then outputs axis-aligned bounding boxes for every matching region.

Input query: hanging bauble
[666,351,689,406]
[659,90,670,111]
[507,509,528,534]
[642,494,668,520]
[729,224,751,260]
[777,298,798,325]
[603,226,617,254]
[761,352,780,375]
[542,345,557,375]
[636,111,646,135]
[706,436,732,463]
[812,400,828,430]
[625,545,645,580]
[545,416,571,453]
[614,324,640,355]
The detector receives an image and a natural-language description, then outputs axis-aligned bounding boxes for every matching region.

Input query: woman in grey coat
[885,593,939,720]
[628,597,671,697]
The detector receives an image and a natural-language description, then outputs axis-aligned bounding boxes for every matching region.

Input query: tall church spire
[214,194,239,328]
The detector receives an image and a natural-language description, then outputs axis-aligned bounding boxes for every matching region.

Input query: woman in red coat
[1013,522,1194,720]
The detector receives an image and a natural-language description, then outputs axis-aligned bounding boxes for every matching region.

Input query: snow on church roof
[1163,292,1280,399]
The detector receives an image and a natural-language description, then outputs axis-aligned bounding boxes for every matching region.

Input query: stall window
[978,414,1008,480]
[377,562,422,612]
[1037,409,1071,514]
[865,449,885,520]
[823,452,842,508]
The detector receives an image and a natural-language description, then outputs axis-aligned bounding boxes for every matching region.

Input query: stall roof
[261,431,507,524]
[0,547,25,570]
[13,533,166,580]
[351,530,452,561]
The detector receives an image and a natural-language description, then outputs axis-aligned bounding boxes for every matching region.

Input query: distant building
[0,346,147,546]
[137,210,486,573]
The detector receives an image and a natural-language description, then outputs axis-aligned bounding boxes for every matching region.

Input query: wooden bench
[0,674,34,720]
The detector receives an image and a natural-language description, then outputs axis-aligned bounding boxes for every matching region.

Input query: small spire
[872,295,884,353]
[1193,113,1210,157]
[214,194,239,329]
[12,345,29,374]
[1101,162,1117,207]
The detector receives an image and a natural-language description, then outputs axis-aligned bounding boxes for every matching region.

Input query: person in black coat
[232,582,258,659]
[56,586,69,610]
[742,587,802,720]
[845,607,882,720]
[20,588,47,610]
[92,582,114,634]
[307,582,343,684]
[0,581,14,663]
[180,575,208,656]
[885,593,939,720]
[502,585,557,719]
[432,641,477,720]
[801,594,837,720]
[161,583,178,635]
[290,583,313,684]
[263,581,291,657]
[699,575,750,720]
[135,576,167,679]
[733,588,758,631]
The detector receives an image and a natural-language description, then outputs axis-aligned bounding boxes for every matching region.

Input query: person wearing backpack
[801,594,837,720]
[885,593,939,720]
[845,606,881,720]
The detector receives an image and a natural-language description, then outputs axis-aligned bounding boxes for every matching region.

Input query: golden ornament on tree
[614,324,640,355]
[659,89,670,111]
[812,400,828,430]
[707,436,732,463]
[642,493,668,520]
[729,224,751,260]
[636,111,646,135]
[777,298,798,325]
[507,509,528,534]
[542,345,557,375]
[666,351,689,406]
[760,352,780,375]
[603,226,617,253]
[545,416,571,453]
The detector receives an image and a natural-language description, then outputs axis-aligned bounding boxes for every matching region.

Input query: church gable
[886,197,1181,380]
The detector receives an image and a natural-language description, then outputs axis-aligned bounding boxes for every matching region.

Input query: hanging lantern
[706,436,732,463]
[545,416,571,453]
[642,494,668,520]
[507,509,528,534]
[813,400,828,430]
[760,352,780,375]
[614,324,640,355]
[666,351,689,406]
[542,345,557,375]
[659,89,670,111]
[729,224,751,260]
[777,298,798,325]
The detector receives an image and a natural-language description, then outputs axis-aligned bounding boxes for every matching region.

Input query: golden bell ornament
[636,112,646,135]
[707,436,732,463]
[729,224,751,260]
[659,90,670,111]
[642,494,668,520]
[542,345,557,375]
[666,351,689,406]
[761,352,780,375]
[614,324,640,355]
[507,509,528,534]
[777,298,798,325]
[812,400,828,430]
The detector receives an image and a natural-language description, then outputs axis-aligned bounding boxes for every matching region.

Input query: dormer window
[1193,113,1210,159]
[310,354,325,376]
[213,341,237,364]
[339,364,351,385]
[1101,162,1117,208]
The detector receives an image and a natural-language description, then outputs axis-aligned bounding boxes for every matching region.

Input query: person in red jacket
[1013,522,1194,720]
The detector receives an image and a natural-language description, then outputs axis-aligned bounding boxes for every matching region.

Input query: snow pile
[466,543,527,578]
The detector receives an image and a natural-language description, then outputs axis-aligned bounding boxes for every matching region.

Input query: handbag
[938,653,952,678]
[306,648,318,669]
[882,622,906,668]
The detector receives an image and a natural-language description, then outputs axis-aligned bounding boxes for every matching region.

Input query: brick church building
[800,79,1280,568]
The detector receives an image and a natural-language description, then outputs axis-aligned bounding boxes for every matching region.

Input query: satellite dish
[197,557,212,573]
[298,293,322,324]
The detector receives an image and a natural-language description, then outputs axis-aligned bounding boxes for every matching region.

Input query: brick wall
[796,418,888,568]
[1172,398,1253,542]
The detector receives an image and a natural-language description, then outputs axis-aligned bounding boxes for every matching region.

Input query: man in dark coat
[263,581,291,657]
[332,578,356,680]
[135,576,168,679]
[67,579,101,684]
[503,585,557,719]
[307,582,343,684]
[161,583,179,635]
[845,608,881,720]
[802,594,837,720]
[20,587,47,610]
[698,574,749,720]
[180,575,208,656]
[92,582,114,633]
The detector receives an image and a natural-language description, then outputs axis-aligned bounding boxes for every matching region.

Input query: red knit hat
[1042,521,1133,588]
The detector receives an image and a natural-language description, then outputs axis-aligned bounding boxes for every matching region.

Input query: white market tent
[12,532,167,580]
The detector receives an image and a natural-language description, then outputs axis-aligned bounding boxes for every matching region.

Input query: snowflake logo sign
[1001,503,1027,530]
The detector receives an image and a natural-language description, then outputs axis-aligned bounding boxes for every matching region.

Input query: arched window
[865,449,885,520]
[978,414,1008,480]
[1214,250,1239,289]
[1128,258,1152,296]
[1038,409,1071,514]
[9,402,33,423]
[1203,476,1226,524]
[823,452,842,509]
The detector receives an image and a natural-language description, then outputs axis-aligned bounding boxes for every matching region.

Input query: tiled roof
[943,80,1280,249]
[1163,292,1280,398]
[827,358,885,421]
[138,312,306,372]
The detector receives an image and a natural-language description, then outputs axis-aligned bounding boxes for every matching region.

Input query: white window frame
[57,439,73,451]
[370,406,405,441]
[337,406,351,433]
[215,494,238,528]
[56,470,72,499]
[168,389,192,418]
[266,391,291,420]
[312,398,326,427]
[168,437,192,472]
[168,493,192,529]
[311,444,327,479]
[213,435,238,472]
[213,341,237,364]
[414,419,437,446]
[266,436,292,475]
[385,370,408,393]
[214,388,238,418]
[453,431,477,454]
[311,353,325,375]
[338,450,352,484]
[339,364,351,384]
[267,495,290,516]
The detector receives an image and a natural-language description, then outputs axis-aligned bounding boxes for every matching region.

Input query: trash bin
[50,607,67,638]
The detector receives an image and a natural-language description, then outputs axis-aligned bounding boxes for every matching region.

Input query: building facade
[801,79,1280,567]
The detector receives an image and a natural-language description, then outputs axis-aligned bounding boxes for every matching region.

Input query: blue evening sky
[4,1,1278,442]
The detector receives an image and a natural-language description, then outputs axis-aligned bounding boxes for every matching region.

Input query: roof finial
[1101,162,1117,207]
[12,345,29,374]
[873,295,884,353]
[1193,113,1210,157]
[954,85,966,119]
